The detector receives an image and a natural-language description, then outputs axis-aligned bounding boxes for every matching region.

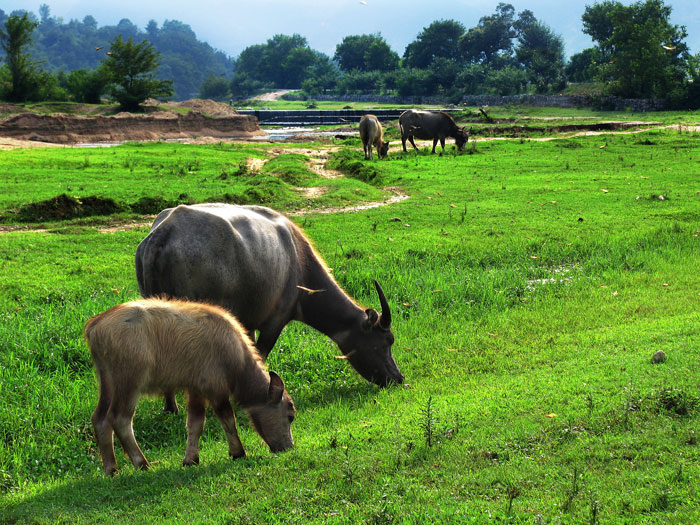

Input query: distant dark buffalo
[359,114,389,160]
[135,204,404,412]
[399,109,469,153]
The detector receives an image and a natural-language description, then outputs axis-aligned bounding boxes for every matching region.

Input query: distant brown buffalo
[359,114,389,160]
[399,110,469,153]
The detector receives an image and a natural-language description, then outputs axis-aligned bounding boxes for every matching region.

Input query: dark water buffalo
[135,204,403,411]
[399,109,469,153]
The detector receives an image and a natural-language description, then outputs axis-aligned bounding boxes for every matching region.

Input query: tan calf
[359,114,390,160]
[85,297,295,476]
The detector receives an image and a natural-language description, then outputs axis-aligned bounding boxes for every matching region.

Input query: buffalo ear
[364,308,379,329]
[268,371,284,404]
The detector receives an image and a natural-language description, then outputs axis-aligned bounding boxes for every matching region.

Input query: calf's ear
[268,371,285,404]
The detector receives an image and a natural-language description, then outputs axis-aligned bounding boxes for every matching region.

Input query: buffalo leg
[440,137,446,152]
[183,389,206,466]
[163,391,178,414]
[211,397,246,459]
[408,136,419,152]
[401,135,408,152]
[432,138,438,153]
[109,391,150,471]
[92,377,118,476]
[255,321,285,360]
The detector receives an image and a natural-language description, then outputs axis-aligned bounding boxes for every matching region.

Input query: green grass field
[1,111,700,523]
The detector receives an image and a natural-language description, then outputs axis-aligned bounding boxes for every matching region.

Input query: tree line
[2,1,699,109]
[225,1,698,108]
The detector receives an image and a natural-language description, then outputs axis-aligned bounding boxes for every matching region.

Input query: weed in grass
[589,493,600,525]
[420,396,436,448]
[561,467,583,513]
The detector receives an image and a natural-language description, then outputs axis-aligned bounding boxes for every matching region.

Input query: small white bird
[359,0,367,4]
[662,44,676,50]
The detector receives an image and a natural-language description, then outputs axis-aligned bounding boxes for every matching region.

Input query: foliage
[335,70,383,95]
[58,68,108,104]
[393,67,432,97]
[566,47,604,83]
[230,71,271,99]
[0,13,40,101]
[581,0,619,62]
[199,73,230,101]
[233,34,327,89]
[460,2,517,66]
[403,19,466,69]
[514,10,566,93]
[100,36,173,111]
[583,0,689,99]
[0,7,231,101]
[334,34,399,73]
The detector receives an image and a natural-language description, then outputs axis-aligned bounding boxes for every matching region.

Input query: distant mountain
[0,9,233,100]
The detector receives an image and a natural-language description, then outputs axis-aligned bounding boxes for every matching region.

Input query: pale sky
[4,1,699,60]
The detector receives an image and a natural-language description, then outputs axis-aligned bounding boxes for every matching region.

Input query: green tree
[460,3,516,66]
[199,73,230,100]
[514,10,566,93]
[600,0,688,98]
[61,68,108,103]
[566,47,604,82]
[334,34,399,72]
[100,35,173,111]
[403,19,465,68]
[0,13,40,101]
[582,1,620,62]
[234,34,330,89]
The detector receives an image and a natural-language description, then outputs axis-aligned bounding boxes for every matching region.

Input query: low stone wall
[236,108,406,125]
[284,93,667,112]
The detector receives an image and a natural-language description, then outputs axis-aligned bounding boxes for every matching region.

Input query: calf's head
[339,281,404,386]
[246,371,295,453]
[378,141,390,159]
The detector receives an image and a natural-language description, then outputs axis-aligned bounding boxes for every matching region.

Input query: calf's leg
[109,391,150,471]
[211,397,246,459]
[183,389,206,466]
[92,377,118,476]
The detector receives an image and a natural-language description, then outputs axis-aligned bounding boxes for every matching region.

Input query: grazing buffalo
[399,109,469,153]
[135,204,403,411]
[359,114,390,160]
[85,297,295,476]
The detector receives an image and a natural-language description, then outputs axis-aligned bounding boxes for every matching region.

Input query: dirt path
[250,90,294,102]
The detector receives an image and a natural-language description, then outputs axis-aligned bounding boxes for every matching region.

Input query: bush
[58,69,108,104]
[335,70,383,95]
[199,74,230,100]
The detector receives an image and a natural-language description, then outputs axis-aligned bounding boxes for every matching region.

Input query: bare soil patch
[0,99,262,145]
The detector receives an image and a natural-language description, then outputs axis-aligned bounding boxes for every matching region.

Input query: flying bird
[106,51,113,56]
[359,0,367,4]
[661,44,676,50]
[95,46,103,51]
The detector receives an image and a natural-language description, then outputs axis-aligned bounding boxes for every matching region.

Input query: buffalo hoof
[182,455,200,466]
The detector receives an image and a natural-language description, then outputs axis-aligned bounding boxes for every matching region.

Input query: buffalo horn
[373,280,391,329]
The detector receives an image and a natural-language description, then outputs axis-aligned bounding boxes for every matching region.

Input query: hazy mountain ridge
[0,8,233,100]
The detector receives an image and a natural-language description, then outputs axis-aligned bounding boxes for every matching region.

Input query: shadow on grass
[2,458,259,522]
